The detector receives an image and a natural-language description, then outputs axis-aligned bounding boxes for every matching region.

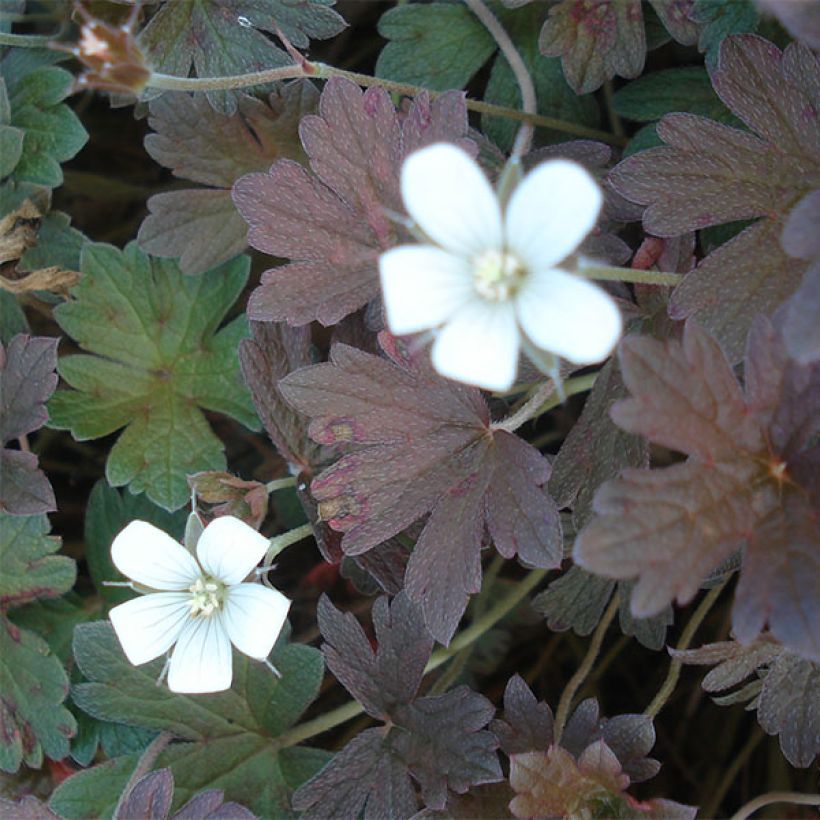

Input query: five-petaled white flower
[109,516,290,694]
[379,143,623,391]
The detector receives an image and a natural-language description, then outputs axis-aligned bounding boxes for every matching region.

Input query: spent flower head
[108,516,290,694]
[379,143,623,391]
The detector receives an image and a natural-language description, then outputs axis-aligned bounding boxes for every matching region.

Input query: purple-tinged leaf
[780,263,820,365]
[781,189,820,260]
[490,674,555,755]
[117,769,174,820]
[233,78,471,326]
[0,335,58,515]
[757,0,820,50]
[538,0,646,93]
[0,795,60,819]
[647,0,699,46]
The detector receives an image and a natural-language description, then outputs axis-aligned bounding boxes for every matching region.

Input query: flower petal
[505,160,603,271]
[379,245,474,335]
[222,583,291,660]
[196,516,269,585]
[401,143,502,257]
[111,521,200,590]
[109,592,191,666]
[167,614,233,694]
[432,299,519,391]
[516,268,622,364]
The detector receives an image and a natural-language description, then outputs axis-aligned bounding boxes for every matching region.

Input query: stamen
[473,249,525,301]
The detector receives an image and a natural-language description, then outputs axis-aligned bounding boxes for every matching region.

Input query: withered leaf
[292,594,502,815]
[280,339,561,644]
[0,335,58,515]
[574,319,820,662]
[139,83,318,274]
[233,77,471,327]
[610,35,819,362]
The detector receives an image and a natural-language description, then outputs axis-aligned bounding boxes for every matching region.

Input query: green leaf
[57,621,327,818]
[376,3,496,91]
[84,480,187,607]
[0,291,28,345]
[0,513,76,772]
[0,79,24,178]
[692,0,759,66]
[18,210,87,273]
[137,0,345,114]
[482,4,599,151]
[48,243,259,511]
[0,52,88,188]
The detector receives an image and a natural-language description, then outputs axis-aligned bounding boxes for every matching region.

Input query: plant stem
[492,372,597,433]
[729,792,820,820]
[264,522,313,564]
[464,0,536,158]
[578,263,683,287]
[276,567,549,749]
[266,476,297,493]
[0,31,55,46]
[112,731,173,820]
[644,579,729,719]
[553,593,619,744]
[147,61,626,147]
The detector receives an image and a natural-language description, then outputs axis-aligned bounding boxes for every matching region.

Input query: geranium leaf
[0,334,58,515]
[691,0,759,66]
[0,513,76,772]
[610,35,819,361]
[233,77,471,327]
[0,51,87,187]
[574,320,820,660]
[293,594,502,814]
[62,621,326,817]
[280,340,561,643]
[137,0,345,114]
[48,243,258,512]
[375,3,495,90]
[138,83,318,274]
[647,0,700,47]
[538,0,646,94]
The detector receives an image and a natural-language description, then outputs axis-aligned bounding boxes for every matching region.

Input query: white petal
[109,592,191,666]
[222,583,291,659]
[432,299,519,391]
[379,245,474,334]
[401,143,503,257]
[167,614,233,694]
[196,516,269,585]
[505,160,603,271]
[111,521,200,590]
[515,268,622,364]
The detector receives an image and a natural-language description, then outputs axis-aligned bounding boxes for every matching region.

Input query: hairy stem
[644,579,729,719]
[266,476,297,493]
[112,731,174,820]
[464,0,536,158]
[578,263,683,287]
[554,593,620,744]
[729,792,820,820]
[276,567,549,749]
[147,61,626,146]
[264,522,313,564]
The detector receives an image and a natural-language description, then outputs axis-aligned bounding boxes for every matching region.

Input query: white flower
[109,516,290,694]
[379,143,623,391]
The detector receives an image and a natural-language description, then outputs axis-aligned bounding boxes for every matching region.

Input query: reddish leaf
[610,35,819,362]
[233,77,471,326]
[574,320,820,661]
[187,471,268,529]
[675,637,820,767]
[0,335,58,515]
[117,769,174,820]
[0,795,60,820]
[293,595,502,815]
[538,0,646,94]
[139,84,317,274]
[280,340,561,643]
[490,674,555,756]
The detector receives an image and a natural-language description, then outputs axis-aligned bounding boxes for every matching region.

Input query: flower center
[187,576,226,618]
[472,249,526,301]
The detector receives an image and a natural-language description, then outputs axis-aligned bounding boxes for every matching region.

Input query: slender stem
[578,263,683,287]
[703,727,764,818]
[276,567,549,749]
[266,476,297,493]
[464,0,536,158]
[493,372,597,433]
[264,522,313,564]
[0,30,54,46]
[553,593,620,744]
[603,80,625,139]
[112,731,174,820]
[644,579,729,719]
[729,792,820,820]
[147,61,626,147]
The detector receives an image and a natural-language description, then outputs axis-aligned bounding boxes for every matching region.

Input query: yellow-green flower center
[473,249,526,301]
[187,576,226,618]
